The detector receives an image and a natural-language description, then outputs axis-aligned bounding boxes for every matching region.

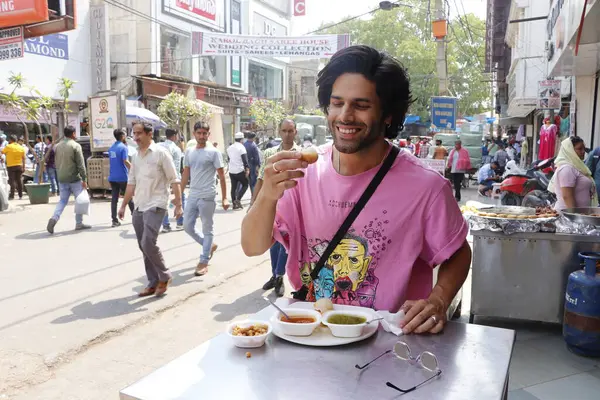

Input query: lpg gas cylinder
[563,252,600,357]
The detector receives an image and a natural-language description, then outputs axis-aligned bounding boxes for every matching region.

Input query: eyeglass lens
[419,351,439,372]
[393,342,411,360]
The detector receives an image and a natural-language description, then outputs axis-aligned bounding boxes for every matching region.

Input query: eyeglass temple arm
[386,370,442,393]
[354,349,392,370]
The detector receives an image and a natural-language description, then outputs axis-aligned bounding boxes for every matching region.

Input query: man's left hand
[399,296,447,334]
[222,198,230,210]
[174,205,183,219]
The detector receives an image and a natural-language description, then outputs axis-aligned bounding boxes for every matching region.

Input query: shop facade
[108,0,250,145]
[245,0,291,101]
[0,1,92,141]
[547,0,600,149]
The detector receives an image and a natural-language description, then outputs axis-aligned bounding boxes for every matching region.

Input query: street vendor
[242,45,471,335]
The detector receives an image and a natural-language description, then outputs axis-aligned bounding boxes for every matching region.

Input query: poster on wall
[89,93,120,151]
[537,80,561,109]
[163,0,225,32]
[192,32,350,57]
[0,26,24,61]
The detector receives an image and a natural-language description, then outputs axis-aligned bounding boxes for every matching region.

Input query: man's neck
[196,142,206,149]
[335,138,389,176]
[281,141,294,151]
[139,141,152,153]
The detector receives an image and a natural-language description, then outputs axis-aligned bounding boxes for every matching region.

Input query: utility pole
[434,0,448,96]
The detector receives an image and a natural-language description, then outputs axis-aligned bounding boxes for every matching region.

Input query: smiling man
[241,45,471,334]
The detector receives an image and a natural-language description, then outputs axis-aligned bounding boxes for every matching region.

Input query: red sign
[294,0,306,16]
[0,0,48,29]
[176,0,217,21]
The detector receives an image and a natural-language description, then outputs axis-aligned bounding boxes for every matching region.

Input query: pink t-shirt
[273,144,468,312]
[554,164,594,210]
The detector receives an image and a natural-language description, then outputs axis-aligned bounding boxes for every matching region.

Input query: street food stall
[463,204,600,324]
[120,298,515,400]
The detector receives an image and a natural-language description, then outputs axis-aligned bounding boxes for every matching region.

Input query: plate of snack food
[227,320,272,348]
[270,299,380,347]
[473,205,558,220]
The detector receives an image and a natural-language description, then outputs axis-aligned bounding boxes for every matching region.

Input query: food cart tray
[479,206,536,215]
[561,208,600,226]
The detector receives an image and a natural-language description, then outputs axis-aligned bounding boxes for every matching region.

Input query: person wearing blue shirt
[477,161,500,197]
[585,146,600,200]
[243,132,261,195]
[108,128,134,227]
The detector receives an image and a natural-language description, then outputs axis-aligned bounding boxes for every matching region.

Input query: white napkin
[375,310,405,336]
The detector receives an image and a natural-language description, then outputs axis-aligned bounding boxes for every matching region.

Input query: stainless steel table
[120,298,515,400]
[471,231,600,324]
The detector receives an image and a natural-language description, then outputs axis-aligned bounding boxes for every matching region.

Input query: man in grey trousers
[119,123,183,297]
[181,122,229,276]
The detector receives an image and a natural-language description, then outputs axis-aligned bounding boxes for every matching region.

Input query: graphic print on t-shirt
[296,209,391,308]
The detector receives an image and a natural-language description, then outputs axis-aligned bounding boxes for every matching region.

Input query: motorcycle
[500,158,556,206]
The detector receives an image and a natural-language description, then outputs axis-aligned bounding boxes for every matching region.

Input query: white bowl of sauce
[271,308,322,336]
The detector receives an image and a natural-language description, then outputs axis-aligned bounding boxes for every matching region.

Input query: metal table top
[120,299,515,400]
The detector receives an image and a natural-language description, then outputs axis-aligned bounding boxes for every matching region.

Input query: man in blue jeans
[46,126,91,234]
[244,132,261,195]
[108,128,134,227]
[181,122,229,276]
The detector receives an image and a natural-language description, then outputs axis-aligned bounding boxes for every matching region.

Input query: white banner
[90,94,119,150]
[421,159,446,174]
[192,32,350,57]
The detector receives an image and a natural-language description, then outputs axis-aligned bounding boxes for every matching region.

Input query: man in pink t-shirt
[242,45,471,335]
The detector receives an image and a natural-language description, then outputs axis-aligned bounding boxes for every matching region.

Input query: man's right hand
[260,151,308,202]
[118,205,126,220]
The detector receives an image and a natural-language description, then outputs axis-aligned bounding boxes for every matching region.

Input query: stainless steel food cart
[470,230,600,324]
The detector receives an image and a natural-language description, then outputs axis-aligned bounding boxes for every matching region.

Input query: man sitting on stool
[478,161,500,197]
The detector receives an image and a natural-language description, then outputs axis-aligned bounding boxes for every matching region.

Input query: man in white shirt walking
[119,123,182,297]
[181,122,230,276]
[226,132,249,210]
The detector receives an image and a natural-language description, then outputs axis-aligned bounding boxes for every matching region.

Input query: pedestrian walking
[44,135,58,196]
[227,132,249,210]
[181,122,229,276]
[446,140,472,202]
[160,128,185,232]
[243,132,260,196]
[108,128,134,227]
[47,126,91,234]
[33,135,47,184]
[119,122,182,297]
[249,118,300,297]
[1,135,25,200]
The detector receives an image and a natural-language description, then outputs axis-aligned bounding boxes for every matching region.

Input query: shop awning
[126,106,167,128]
[498,114,533,126]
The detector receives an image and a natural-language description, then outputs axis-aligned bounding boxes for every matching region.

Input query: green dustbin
[25,183,51,204]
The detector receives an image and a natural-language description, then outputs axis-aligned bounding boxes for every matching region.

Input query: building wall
[288,59,320,111]
[0,1,92,102]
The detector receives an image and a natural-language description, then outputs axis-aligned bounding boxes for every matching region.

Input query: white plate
[271,302,379,347]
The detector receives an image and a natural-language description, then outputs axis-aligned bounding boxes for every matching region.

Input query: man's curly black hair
[316,45,413,139]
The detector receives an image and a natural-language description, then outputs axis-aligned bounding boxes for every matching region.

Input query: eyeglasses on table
[355,341,442,394]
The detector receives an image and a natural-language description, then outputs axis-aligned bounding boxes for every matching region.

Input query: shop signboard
[0,25,23,61]
[230,0,241,87]
[24,33,68,59]
[537,80,561,109]
[0,0,48,29]
[294,0,306,16]
[192,32,350,57]
[89,92,125,151]
[253,12,288,36]
[163,0,226,32]
[431,96,457,130]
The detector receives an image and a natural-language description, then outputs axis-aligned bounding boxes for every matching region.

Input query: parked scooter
[500,158,556,206]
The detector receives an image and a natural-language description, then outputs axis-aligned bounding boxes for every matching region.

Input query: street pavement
[0,189,268,397]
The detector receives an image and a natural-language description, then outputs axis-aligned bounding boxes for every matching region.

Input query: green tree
[157,92,211,139]
[319,1,490,121]
[249,99,288,137]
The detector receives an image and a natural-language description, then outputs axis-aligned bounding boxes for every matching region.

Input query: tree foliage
[157,92,211,135]
[319,1,490,121]
[249,99,288,135]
